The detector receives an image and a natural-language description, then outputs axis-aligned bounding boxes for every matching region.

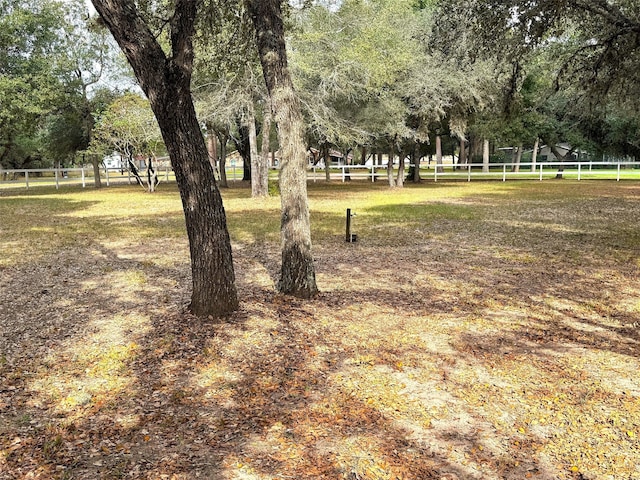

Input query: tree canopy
[3,0,640,173]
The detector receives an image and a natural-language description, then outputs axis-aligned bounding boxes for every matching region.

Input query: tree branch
[170,0,197,75]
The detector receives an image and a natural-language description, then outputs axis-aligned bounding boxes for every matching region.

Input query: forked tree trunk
[248,0,317,298]
[92,0,238,317]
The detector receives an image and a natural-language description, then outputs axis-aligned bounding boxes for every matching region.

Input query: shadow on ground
[1,181,639,479]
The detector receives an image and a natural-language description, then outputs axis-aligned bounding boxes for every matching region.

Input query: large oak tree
[91,0,238,317]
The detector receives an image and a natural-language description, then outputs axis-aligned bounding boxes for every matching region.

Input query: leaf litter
[1,181,639,479]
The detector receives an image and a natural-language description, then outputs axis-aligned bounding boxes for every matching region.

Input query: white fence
[1,161,639,191]
[0,166,176,190]
[312,161,640,183]
[0,164,261,190]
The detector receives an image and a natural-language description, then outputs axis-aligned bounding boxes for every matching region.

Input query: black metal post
[346,208,351,242]
[346,209,357,242]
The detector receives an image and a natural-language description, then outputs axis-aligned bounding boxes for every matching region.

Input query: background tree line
[4,0,638,178]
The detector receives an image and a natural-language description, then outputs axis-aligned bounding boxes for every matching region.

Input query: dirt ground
[1,181,639,479]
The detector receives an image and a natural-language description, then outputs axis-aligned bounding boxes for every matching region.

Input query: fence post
[577,163,581,181]
[539,163,543,181]
[25,171,29,189]
[81,167,86,188]
[617,163,621,181]
[55,169,59,190]
[105,166,110,186]
[502,164,507,182]
[467,163,471,182]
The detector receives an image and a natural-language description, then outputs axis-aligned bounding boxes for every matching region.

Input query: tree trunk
[146,155,159,193]
[259,107,272,196]
[90,154,102,189]
[436,135,444,173]
[344,147,352,181]
[234,118,251,182]
[205,122,218,173]
[531,137,539,172]
[323,143,331,182]
[482,138,490,173]
[512,144,523,172]
[470,135,481,160]
[248,0,317,298]
[459,138,467,167]
[412,143,421,182]
[92,0,238,317]
[248,102,266,197]
[550,144,573,179]
[396,152,405,188]
[216,131,229,188]
[387,147,395,187]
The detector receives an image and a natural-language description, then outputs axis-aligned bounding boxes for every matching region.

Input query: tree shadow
[2,181,639,479]
[1,237,565,479]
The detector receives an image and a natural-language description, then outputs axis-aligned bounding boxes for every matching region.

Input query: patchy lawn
[1,180,639,480]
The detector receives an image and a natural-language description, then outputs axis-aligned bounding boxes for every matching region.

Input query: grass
[1,179,639,479]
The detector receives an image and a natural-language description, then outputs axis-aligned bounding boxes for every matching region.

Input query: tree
[289,0,499,187]
[91,0,238,317]
[91,93,165,191]
[247,0,318,298]
[27,3,123,186]
[193,2,271,196]
[0,0,67,169]
[290,0,415,163]
[437,0,640,112]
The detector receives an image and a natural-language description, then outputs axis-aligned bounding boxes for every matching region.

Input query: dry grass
[1,180,639,480]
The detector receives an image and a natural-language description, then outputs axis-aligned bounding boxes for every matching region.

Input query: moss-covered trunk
[248,0,317,298]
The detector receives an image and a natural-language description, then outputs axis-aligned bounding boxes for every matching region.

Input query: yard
[1,180,639,479]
